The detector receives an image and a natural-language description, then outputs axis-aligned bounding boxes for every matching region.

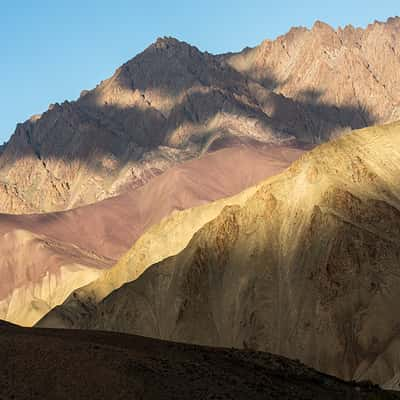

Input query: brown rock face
[4,18,400,214]
[39,121,400,388]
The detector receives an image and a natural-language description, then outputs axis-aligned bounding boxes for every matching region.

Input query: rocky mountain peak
[153,36,189,49]
[127,36,206,68]
[2,17,400,214]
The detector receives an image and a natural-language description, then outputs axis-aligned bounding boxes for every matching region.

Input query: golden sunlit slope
[40,121,400,387]
[37,177,258,329]
[3,144,303,327]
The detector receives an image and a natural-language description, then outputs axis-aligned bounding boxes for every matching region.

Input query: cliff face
[5,18,400,213]
[39,121,400,388]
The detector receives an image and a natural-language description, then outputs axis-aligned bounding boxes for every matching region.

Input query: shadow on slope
[38,122,400,389]
[0,322,396,400]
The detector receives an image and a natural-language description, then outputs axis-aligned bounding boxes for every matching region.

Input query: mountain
[1,322,397,400]
[39,121,400,388]
[227,18,400,138]
[4,17,400,214]
[0,38,295,214]
[1,144,304,326]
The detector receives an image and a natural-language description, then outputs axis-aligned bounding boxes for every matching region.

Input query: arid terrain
[3,14,400,399]
[0,144,304,326]
[39,121,400,389]
[1,321,398,400]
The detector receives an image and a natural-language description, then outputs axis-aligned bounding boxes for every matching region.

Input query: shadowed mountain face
[4,18,400,213]
[39,122,400,388]
[0,144,305,326]
[1,322,398,400]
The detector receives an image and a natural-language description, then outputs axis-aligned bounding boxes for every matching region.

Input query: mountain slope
[35,172,259,329]
[1,322,397,400]
[40,121,400,387]
[0,230,110,326]
[2,144,303,326]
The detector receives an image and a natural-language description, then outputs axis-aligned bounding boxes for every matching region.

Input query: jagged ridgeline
[2,17,400,213]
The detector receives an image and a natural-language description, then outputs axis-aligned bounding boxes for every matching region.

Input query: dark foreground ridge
[0,323,398,400]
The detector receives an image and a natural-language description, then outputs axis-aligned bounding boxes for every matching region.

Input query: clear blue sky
[1,0,398,143]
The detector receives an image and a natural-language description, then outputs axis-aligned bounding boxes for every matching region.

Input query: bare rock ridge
[0,144,304,326]
[2,17,400,213]
[1,322,398,400]
[38,121,400,388]
[225,17,400,140]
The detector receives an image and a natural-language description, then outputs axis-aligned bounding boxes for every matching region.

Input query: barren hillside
[40,121,400,388]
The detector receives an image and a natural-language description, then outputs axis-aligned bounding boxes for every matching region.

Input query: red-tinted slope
[0,144,306,261]
[0,143,306,325]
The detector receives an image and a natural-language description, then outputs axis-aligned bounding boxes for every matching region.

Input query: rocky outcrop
[39,121,400,388]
